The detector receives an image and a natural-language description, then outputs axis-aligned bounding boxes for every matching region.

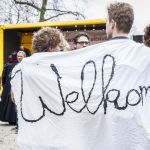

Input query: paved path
[0,122,19,150]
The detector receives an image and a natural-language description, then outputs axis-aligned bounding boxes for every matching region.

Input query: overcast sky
[84,0,150,34]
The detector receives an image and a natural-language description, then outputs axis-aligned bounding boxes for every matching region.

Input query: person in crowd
[102,2,150,148]
[106,2,134,40]
[73,32,90,49]
[0,51,18,125]
[32,27,65,53]
[20,45,31,57]
[59,36,71,51]
[17,50,26,63]
[11,27,64,134]
[11,27,64,103]
[143,24,150,47]
[10,50,26,133]
[11,27,64,102]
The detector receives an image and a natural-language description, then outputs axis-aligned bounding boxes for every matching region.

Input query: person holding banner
[106,3,134,40]
[11,2,150,150]
[32,27,65,53]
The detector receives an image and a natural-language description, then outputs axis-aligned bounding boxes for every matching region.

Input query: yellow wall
[0,28,4,94]
[21,33,33,53]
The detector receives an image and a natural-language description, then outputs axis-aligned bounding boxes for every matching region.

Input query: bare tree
[12,0,85,22]
[0,0,85,24]
[0,0,37,23]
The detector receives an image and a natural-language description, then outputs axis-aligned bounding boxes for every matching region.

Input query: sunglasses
[76,41,89,45]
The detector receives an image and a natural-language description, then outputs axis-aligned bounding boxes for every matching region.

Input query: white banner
[11,39,150,150]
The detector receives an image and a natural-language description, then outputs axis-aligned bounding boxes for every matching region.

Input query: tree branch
[14,0,41,11]
[46,8,85,19]
[44,11,85,21]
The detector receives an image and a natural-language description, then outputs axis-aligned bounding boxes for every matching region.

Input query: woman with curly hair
[32,27,68,52]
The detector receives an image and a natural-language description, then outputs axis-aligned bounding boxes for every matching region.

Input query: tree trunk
[39,0,48,22]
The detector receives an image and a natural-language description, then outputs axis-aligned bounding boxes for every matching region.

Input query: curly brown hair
[144,25,150,47]
[32,27,63,52]
[107,2,134,33]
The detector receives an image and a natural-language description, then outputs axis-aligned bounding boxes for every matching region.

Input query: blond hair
[107,2,134,33]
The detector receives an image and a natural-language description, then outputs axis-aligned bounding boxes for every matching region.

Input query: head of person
[17,51,26,63]
[73,32,90,49]
[32,27,64,53]
[8,51,18,63]
[106,2,134,39]
[144,24,150,47]
[20,45,31,57]
[8,54,12,63]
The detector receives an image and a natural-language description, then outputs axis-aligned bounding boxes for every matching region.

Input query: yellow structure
[0,28,4,92]
[0,19,106,93]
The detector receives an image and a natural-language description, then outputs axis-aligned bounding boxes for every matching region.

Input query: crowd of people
[0,1,150,150]
[0,49,28,126]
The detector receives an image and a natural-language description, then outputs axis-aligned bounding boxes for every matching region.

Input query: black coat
[0,62,17,123]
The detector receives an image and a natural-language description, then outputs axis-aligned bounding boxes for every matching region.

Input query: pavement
[0,121,19,150]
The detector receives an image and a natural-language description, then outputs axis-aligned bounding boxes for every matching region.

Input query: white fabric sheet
[11,39,150,150]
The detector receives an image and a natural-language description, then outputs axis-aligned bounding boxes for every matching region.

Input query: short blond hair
[59,37,71,51]
[32,27,63,52]
[107,2,134,33]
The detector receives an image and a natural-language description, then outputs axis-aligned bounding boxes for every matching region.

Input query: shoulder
[11,63,21,77]
[4,62,10,68]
